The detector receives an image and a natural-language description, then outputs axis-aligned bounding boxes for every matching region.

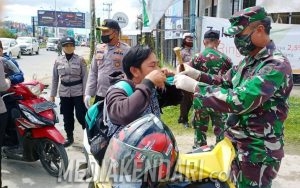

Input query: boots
[63,136,74,147]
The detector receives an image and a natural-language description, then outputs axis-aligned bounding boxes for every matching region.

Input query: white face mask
[63,46,75,54]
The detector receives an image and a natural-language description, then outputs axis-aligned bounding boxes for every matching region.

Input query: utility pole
[89,0,96,63]
[103,3,112,19]
[32,16,36,37]
[54,0,58,37]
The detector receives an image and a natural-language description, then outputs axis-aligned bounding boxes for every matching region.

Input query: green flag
[143,0,149,27]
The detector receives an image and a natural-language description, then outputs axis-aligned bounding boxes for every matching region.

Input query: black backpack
[85,80,133,164]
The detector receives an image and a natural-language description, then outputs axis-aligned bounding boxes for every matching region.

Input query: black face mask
[185,42,193,48]
[101,34,113,43]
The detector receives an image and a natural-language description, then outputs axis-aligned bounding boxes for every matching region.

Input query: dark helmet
[100,114,178,183]
[61,37,75,46]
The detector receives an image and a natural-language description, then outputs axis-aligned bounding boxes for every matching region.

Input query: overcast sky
[2,0,146,35]
[3,0,92,24]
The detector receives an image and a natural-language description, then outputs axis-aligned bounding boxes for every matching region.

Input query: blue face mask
[234,31,256,56]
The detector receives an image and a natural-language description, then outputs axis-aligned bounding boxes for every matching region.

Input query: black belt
[61,80,82,87]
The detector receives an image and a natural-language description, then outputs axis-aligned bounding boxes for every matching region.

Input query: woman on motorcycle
[102,44,181,186]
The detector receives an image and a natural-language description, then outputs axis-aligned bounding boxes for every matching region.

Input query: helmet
[100,114,178,183]
[60,37,75,46]
[182,32,193,39]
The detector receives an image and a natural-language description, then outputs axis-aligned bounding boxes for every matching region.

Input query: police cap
[61,37,75,46]
[97,19,121,31]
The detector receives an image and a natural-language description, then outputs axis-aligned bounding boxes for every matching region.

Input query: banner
[165,0,183,39]
[108,0,175,35]
[201,16,300,73]
[256,0,300,13]
[142,0,176,32]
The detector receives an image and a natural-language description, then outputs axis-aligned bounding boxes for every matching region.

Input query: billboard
[38,10,85,28]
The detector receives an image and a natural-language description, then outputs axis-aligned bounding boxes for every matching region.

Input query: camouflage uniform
[191,45,232,147]
[193,6,293,187]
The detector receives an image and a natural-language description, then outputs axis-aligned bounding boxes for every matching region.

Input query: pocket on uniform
[71,64,81,75]
[57,65,66,76]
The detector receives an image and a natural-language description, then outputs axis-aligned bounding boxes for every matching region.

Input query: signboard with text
[37,10,85,28]
[201,16,300,73]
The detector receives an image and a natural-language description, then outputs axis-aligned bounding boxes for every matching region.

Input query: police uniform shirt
[180,47,192,63]
[85,42,130,97]
[50,54,87,97]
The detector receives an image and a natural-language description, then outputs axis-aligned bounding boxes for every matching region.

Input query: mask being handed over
[234,32,256,56]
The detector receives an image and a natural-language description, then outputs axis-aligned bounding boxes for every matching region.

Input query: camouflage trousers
[231,159,281,188]
[192,110,227,147]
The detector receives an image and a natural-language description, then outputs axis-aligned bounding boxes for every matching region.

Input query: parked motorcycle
[81,114,236,188]
[1,80,69,177]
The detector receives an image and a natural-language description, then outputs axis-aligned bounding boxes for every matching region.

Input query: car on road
[0,38,21,58]
[16,37,39,55]
[46,37,60,51]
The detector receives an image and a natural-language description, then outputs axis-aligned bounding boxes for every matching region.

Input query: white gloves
[174,74,198,93]
[84,95,91,108]
[176,64,201,80]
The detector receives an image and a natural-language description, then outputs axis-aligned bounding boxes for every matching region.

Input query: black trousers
[179,90,193,123]
[0,112,8,187]
[60,96,87,138]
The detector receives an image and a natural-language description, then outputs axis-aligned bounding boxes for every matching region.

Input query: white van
[16,37,39,55]
[46,38,60,51]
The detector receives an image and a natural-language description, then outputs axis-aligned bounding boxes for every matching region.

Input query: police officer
[177,33,194,128]
[190,29,232,148]
[174,6,293,187]
[50,37,88,147]
[84,19,130,108]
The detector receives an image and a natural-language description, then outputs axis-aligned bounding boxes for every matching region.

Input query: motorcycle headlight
[23,111,46,125]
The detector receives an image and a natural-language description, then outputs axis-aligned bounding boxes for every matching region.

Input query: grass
[161,97,300,145]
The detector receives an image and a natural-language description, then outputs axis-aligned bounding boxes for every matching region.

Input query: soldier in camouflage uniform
[174,6,293,187]
[190,29,232,148]
[178,33,194,128]
[84,19,130,108]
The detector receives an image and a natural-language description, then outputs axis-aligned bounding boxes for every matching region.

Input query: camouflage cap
[225,6,267,36]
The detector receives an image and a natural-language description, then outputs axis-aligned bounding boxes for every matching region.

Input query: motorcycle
[81,114,236,188]
[1,80,69,177]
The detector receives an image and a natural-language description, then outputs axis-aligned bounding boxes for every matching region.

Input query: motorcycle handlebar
[1,92,15,99]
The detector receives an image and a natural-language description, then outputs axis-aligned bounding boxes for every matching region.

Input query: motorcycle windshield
[98,114,179,185]
[100,137,166,183]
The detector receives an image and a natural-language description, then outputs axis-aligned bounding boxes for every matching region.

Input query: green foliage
[284,97,300,144]
[161,97,300,144]
[0,28,16,38]
[161,105,193,136]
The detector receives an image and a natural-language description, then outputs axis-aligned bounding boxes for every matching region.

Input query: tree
[0,28,17,38]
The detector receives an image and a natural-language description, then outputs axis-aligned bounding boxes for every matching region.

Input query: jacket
[0,57,11,114]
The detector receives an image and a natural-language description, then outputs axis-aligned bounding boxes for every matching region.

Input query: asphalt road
[2,48,300,187]
[2,47,92,188]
